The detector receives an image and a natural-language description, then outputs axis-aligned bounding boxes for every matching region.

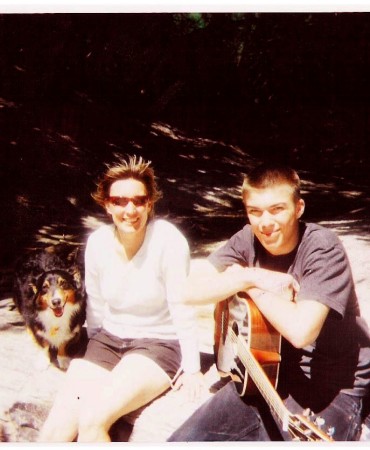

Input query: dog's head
[31,269,82,317]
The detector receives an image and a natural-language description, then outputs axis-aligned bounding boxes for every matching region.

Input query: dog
[13,244,87,370]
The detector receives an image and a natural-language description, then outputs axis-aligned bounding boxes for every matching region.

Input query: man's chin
[260,239,282,255]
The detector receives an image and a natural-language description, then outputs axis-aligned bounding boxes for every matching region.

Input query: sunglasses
[108,195,149,207]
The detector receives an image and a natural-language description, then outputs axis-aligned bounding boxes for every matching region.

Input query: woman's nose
[124,201,137,213]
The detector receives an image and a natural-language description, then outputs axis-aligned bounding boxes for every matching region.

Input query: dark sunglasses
[108,195,149,207]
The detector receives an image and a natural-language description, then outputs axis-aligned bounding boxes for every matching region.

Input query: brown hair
[242,163,301,201]
[92,155,162,218]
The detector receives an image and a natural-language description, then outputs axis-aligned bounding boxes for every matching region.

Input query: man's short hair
[242,163,301,201]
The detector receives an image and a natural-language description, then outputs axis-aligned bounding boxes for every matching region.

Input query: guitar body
[214,292,281,396]
[214,292,334,442]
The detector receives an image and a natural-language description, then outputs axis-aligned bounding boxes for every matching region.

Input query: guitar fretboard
[228,328,290,431]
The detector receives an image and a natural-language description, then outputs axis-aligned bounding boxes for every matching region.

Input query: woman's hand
[172,371,207,401]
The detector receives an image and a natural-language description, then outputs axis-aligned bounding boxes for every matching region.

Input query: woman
[38,155,203,442]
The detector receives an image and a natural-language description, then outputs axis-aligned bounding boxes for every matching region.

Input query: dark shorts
[83,329,182,380]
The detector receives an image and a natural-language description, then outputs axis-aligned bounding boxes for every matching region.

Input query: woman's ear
[105,201,113,216]
[296,199,305,219]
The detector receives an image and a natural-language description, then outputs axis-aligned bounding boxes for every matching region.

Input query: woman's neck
[115,227,147,261]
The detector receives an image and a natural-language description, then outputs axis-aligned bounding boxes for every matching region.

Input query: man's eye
[271,207,284,214]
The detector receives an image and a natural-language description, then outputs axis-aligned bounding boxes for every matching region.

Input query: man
[168,163,370,442]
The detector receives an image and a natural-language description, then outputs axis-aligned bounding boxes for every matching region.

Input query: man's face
[243,184,305,256]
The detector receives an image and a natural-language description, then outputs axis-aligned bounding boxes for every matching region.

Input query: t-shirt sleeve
[297,231,355,318]
[208,226,252,271]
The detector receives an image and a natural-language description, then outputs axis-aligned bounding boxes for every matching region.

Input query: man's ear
[296,199,305,219]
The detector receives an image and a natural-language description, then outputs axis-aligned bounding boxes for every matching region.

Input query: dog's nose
[52,298,62,307]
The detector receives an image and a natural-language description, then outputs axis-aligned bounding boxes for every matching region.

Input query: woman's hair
[242,163,301,201]
[92,155,162,218]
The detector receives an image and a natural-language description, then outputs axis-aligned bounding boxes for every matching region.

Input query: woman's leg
[77,353,171,442]
[37,358,109,442]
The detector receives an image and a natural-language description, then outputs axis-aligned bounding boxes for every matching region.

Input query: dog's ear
[29,283,37,295]
[70,267,83,290]
[45,245,56,254]
[67,247,80,264]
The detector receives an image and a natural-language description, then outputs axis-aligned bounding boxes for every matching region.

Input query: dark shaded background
[1,12,370,296]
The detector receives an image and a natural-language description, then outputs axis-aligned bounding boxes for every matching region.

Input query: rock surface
[1,225,370,442]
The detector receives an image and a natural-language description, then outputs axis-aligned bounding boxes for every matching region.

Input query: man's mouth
[262,229,279,239]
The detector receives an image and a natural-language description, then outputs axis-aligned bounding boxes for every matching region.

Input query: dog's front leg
[56,342,71,370]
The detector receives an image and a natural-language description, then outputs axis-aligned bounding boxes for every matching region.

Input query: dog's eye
[59,279,72,289]
[41,284,49,293]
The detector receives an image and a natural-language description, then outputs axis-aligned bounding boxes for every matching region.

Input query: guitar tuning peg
[327,426,335,437]
[314,416,325,429]
[302,408,313,417]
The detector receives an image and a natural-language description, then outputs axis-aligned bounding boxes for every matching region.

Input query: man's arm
[182,258,299,306]
[248,287,330,348]
[183,258,328,349]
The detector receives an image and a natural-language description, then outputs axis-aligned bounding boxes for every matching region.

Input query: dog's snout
[52,297,62,307]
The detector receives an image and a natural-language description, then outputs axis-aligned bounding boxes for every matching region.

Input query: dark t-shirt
[209,222,370,403]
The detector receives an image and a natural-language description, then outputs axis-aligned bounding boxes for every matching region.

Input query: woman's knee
[66,358,94,379]
[77,403,112,441]
[38,412,77,442]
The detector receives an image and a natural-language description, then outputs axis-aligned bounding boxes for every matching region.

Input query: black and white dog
[13,244,87,370]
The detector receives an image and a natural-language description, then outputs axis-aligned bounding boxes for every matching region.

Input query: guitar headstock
[288,412,334,442]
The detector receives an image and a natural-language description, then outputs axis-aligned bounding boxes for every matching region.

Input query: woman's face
[105,178,152,237]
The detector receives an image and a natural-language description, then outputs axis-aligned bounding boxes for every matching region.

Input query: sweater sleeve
[162,229,201,374]
[84,232,105,338]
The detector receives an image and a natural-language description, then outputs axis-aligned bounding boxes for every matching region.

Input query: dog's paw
[57,355,71,371]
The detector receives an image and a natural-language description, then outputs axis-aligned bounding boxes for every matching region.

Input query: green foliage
[173,13,211,33]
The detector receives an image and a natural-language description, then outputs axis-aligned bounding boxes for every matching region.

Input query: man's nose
[260,210,274,226]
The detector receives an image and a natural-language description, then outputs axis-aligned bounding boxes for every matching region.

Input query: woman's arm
[162,231,201,375]
[84,235,105,338]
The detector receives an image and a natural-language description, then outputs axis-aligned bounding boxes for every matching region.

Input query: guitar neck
[230,329,290,431]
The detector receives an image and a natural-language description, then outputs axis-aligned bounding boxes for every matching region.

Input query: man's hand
[249,267,299,301]
[225,264,299,301]
[172,371,207,402]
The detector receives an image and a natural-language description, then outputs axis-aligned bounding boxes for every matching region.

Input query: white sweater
[84,219,200,374]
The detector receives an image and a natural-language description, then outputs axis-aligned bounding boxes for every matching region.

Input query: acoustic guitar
[214,292,334,442]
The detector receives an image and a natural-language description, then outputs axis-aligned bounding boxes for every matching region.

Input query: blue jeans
[167,381,363,442]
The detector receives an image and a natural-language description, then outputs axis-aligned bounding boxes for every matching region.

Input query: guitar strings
[226,329,290,431]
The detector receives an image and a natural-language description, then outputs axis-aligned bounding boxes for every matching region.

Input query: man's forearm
[183,268,254,305]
